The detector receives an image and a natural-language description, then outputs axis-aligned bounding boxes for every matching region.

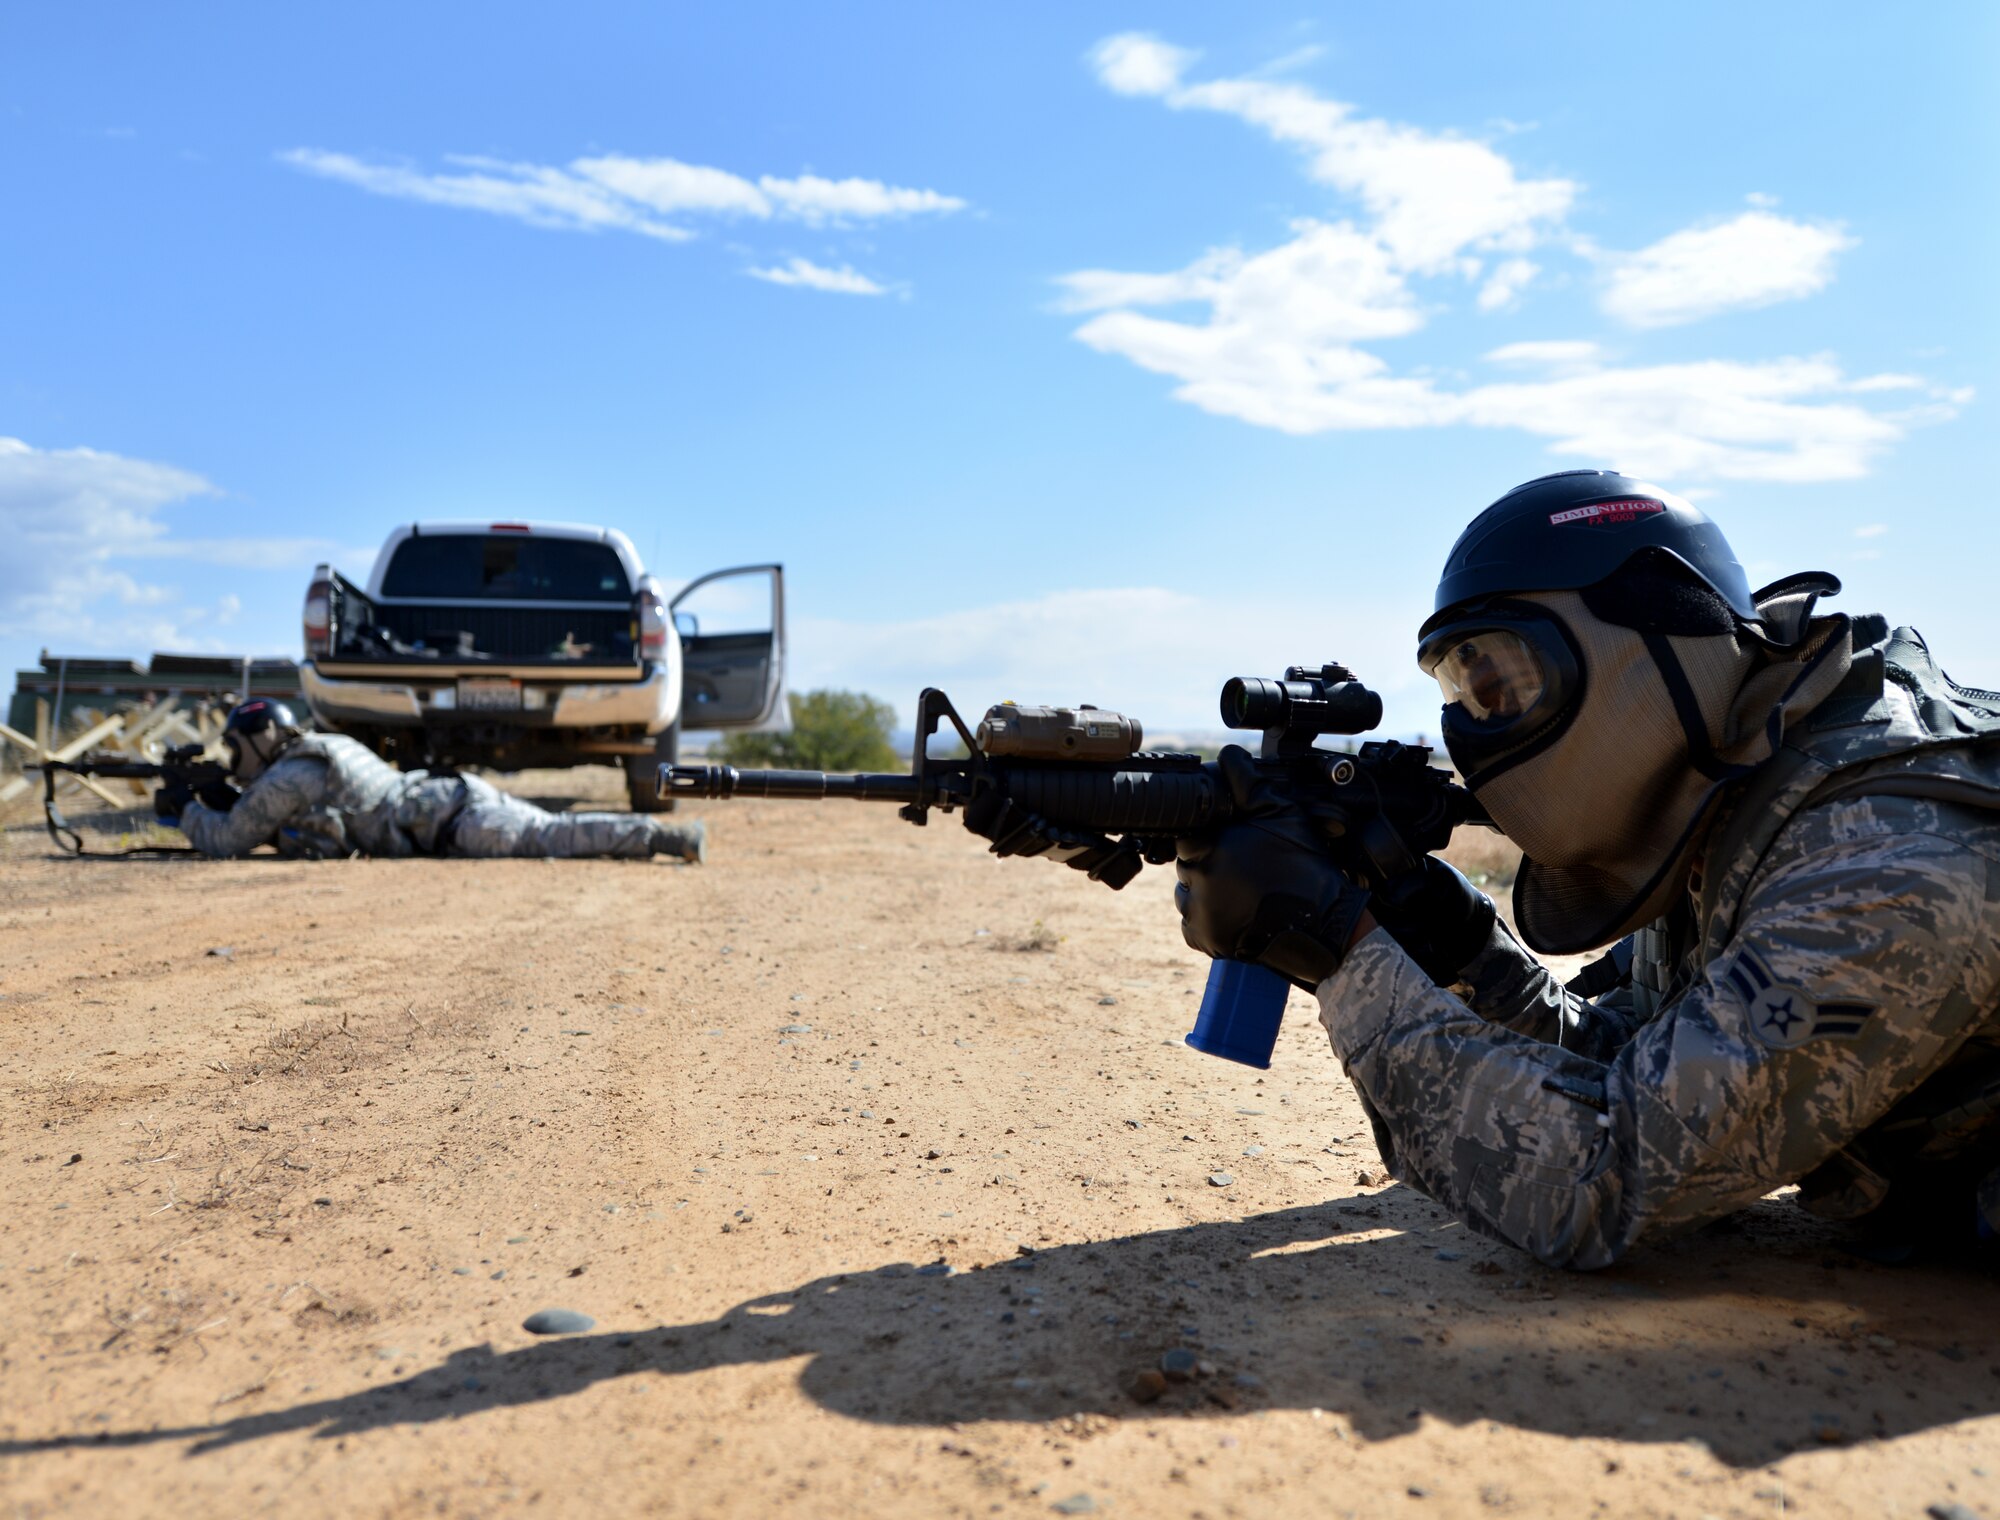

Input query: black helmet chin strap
[1640,609,1854,788]
[1638,634,1757,785]
[230,727,286,779]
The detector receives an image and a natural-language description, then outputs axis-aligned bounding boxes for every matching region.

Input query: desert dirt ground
[2,767,1998,1520]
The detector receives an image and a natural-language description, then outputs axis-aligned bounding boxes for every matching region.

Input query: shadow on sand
[7,1199,1996,1466]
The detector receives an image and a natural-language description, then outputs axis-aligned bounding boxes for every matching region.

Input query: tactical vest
[1611,617,2000,1234]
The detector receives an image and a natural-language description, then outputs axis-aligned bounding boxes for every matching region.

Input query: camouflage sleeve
[179,755,330,858]
[1453,918,1647,1059]
[1316,795,2000,1269]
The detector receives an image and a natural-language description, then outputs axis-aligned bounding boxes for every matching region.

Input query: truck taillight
[637,591,668,660]
[303,580,333,658]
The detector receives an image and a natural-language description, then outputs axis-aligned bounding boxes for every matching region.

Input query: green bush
[713,689,899,773]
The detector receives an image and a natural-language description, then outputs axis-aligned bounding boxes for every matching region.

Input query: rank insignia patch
[1725,945,1877,1050]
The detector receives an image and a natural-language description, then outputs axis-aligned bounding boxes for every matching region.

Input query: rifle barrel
[42,761,165,779]
[661,764,922,804]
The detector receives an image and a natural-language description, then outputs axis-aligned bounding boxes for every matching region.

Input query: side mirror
[673,611,700,639]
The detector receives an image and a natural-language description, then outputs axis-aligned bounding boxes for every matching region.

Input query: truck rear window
[380,535,632,601]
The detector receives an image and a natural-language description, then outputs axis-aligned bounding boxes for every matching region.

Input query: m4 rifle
[37,743,234,856]
[664,665,1490,1068]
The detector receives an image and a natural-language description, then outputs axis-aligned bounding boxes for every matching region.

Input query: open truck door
[671,564,786,730]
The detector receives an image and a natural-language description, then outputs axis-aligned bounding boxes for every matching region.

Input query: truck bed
[327,576,639,669]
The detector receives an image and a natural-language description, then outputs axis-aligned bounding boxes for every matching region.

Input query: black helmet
[222,698,301,780]
[1421,469,1757,637]
[224,698,297,738]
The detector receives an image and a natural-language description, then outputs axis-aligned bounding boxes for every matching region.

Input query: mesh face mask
[1452,588,1854,953]
[224,725,297,783]
[224,733,262,782]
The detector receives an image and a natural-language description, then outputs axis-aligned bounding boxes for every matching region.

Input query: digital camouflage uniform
[1318,618,2000,1268]
[179,733,695,861]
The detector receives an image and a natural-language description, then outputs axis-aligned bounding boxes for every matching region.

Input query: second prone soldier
[166,700,705,863]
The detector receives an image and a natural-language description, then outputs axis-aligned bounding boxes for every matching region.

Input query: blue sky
[3,4,1993,738]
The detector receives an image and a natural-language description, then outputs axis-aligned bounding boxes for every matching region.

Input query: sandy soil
[2,769,1997,1519]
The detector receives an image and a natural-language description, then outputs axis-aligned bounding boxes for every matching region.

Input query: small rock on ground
[522,1308,596,1335]
[1160,1347,1199,1381]
[1207,1173,1233,1188]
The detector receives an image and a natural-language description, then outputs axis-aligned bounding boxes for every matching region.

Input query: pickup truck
[299,521,784,811]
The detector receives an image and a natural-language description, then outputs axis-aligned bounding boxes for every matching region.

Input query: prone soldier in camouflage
[1175,470,2000,1267]
[171,699,706,863]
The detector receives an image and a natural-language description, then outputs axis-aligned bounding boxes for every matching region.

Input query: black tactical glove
[1173,746,1371,991]
[194,778,240,812]
[1366,856,1498,986]
[961,787,1144,888]
[154,779,194,823]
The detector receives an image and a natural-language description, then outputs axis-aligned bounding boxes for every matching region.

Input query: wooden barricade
[0,697,225,819]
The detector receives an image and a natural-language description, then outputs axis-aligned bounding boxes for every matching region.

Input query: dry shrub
[287,1282,377,1332]
[993,918,1062,953]
[233,1000,485,1083]
[246,1015,361,1079]
[96,1285,225,1357]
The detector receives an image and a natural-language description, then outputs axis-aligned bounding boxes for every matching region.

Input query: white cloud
[1484,339,1602,371]
[788,583,1441,736]
[1457,350,1906,483]
[0,438,334,658]
[747,258,889,296]
[1074,284,1916,475]
[1855,523,1889,538]
[1053,248,1243,313]
[1600,209,1855,328]
[757,174,965,225]
[571,155,772,219]
[1062,35,1960,484]
[1090,34,1198,97]
[1477,257,1539,312]
[1087,32,1574,273]
[283,148,965,247]
[1844,373,1923,394]
[1065,222,1433,433]
[0,437,208,587]
[124,536,367,570]
[280,150,694,242]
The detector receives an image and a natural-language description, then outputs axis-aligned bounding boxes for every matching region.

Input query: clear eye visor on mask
[1417,603,1582,781]
[1423,627,1547,720]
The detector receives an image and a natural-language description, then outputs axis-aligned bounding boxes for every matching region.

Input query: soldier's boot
[650,818,706,864]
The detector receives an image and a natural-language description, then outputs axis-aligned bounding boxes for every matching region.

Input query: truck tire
[625,724,678,813]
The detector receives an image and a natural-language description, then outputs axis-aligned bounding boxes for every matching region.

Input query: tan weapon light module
[974,703,1144,762]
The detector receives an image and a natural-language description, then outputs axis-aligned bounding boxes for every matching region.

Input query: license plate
[457,677,523,712]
